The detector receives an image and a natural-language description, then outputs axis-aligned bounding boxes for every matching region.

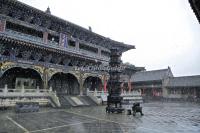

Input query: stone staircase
[78,96,97,106]
[57,95,71,107]
[57,94,97,107]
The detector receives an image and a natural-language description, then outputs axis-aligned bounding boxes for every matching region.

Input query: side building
[164,75,200,101]
[131,67,173,100]
[130,67,200,102]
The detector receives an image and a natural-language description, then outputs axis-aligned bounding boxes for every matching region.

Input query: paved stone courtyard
[0,102,200,133]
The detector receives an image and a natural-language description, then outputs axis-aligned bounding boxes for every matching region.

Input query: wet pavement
[0,102,200,133]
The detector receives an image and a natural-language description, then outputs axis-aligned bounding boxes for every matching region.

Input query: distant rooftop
[167,75,200,87]
[131,67,173,82]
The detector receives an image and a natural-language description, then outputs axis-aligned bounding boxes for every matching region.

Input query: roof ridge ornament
[45,6,51,14]
[88,26,92,32]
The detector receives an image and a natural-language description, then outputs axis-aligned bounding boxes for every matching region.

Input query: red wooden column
[0,19,6,32]
[103,75,107,93]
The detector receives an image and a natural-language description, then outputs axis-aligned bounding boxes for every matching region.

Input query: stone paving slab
[33,120,122,133]
[5,110,122,133]
[0,102,200,133]
[0,116,24,133]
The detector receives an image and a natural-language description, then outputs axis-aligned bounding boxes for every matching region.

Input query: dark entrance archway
[83,76,102,95]
[0,67,43,89]
[49,73,80,95]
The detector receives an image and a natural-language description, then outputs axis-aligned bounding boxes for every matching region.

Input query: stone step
[57,94,97,107]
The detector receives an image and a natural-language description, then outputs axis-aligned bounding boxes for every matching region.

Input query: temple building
[0,0,136,107]
[1,0,198,108]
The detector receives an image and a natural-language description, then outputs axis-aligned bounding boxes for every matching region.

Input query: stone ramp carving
[57,95,71,107]
[57,95,97,107]
[78,96,98,106]
[71,97,84,105]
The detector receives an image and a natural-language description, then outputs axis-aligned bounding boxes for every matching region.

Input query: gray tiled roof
[167,75,200,87]
[131,68,173,82]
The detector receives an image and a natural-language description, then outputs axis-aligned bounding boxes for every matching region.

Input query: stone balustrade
[86,89,108,97]
[0,84,52,97]
[121,90,142,96]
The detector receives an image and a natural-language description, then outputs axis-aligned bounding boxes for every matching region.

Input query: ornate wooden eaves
[189,0,200,23]
[0,0,135,52]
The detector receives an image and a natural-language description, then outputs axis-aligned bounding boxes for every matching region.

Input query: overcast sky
[18,0,200,76]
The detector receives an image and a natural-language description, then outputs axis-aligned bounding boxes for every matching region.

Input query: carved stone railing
[0,85,51,97]
[6,29,43,42]
[79,49,100,59]
[86,89,143,103]
[101,54,110,60]
[86,89,108,104]
[0,85,61,107]
[86,90,142,98]
[1,30,109,62]
[47,40,59,46]
[87,89,108,97]
[120,90,142,97]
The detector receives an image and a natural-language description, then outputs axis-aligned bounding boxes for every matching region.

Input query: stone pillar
[94,88,97,96]
[0,19,6,32]
[36,86,40,93]
[43,32,48,44]
[75,40,79,50]
[162,87,169,98]
[21,84,25,96]
[43,68,48,89]
[4,84,8,96]
[49,86,52,92]
[98,48,101,56]
[79,82,83,96]
[79,73,84,96]
[162,78,170,98]
[194,88,196,98]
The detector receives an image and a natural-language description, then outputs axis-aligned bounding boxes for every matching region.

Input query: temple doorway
[83,76,102,95]
[0,67,43,89]
[49,73,80,95]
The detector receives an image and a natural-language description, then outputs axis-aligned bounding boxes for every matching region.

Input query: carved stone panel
[0,5,9,15]
[71,60,79,66]
[44,54,52,63]
[32,16,42,26]
[21,51,32,60]
[10,48,19,58]
[23,12,34,22]
[52,56,62,64]
[33,52,42,61]
[11,10,22,19]
[0,44,6,55]
[63,58,70,66]
[42,19,51,28]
